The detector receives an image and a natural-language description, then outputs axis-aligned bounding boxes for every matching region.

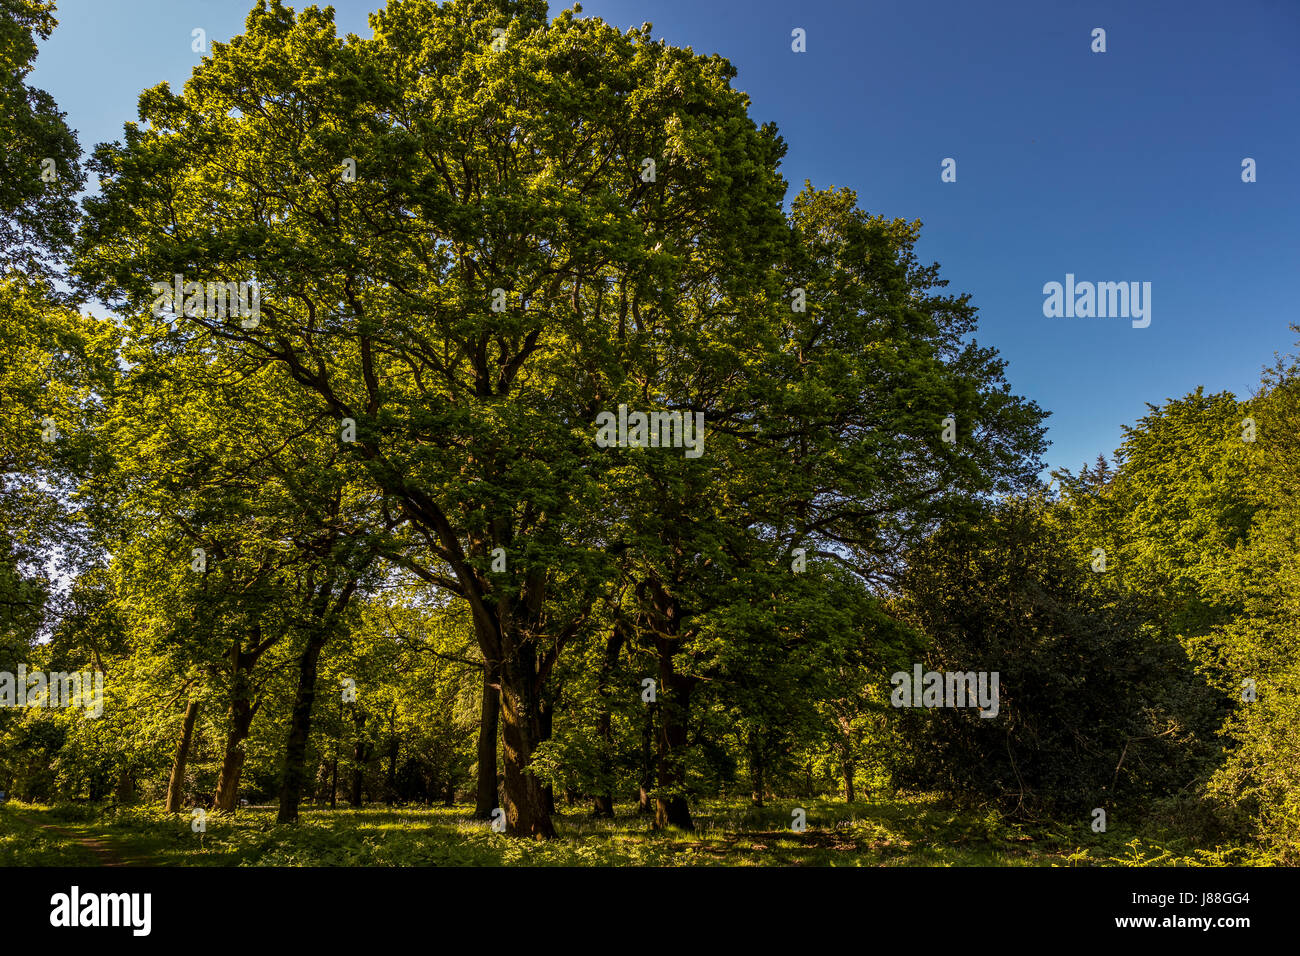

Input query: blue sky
[30,0,1300,476]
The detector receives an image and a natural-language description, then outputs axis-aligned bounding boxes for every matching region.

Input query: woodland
[0,0,1295,866]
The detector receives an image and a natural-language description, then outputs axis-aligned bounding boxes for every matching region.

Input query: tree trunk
[837,715,856,803]
[653,637,695,830]
[277,635,325,823]
[498,690,555,837]
[637,703,655,815]
[115,768,135,805]
[539,694,555,816]
[213,694,256,813]
[385,705,398,808]
[467,597,556,839]
[312,755,328,802]
[350,707,367,808]
[748,733,765,808]
[165,698,201,813]
[330,749,338,810]
[474,662,500,818]
[498,729,552,834]
[497,640,555,838]
[213,638,263,814]
[592,623,624,819]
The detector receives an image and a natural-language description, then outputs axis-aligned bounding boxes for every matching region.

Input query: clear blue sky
[30,0,1300,476]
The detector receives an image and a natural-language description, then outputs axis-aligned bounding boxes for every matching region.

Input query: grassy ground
[0,795,1271,867]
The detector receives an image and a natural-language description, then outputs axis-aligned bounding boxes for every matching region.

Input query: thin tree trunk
[165,699,201,813]
[350,707,367,807]
[748,733,765,808]
[330,749,338,810]
[837,715,856,803]
[592,624,624,818]
[539,694,555,816]
[385,704,398,808]
[637,703,655,815]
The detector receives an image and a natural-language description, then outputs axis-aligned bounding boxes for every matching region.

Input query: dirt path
[11,811,142,867]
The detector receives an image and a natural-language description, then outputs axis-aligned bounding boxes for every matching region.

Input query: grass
[0,795,1273,867]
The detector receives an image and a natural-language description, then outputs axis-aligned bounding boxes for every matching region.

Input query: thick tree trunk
[448,549,561,839]
[165,699,201,813]
[655,794,692,829]
[474,662,500,818]
[213,637,265,814]
[466,597,556,839]
[277,636,325,823]
[213,694,255,813]
[350,762,364,806]
[115,768,135,805]
[497,639,555,838]
[637,578,696,830]
[843,758,856,803]
[653,638,695,830]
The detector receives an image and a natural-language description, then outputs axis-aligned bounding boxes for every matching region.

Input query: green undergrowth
[0,795,1274,867]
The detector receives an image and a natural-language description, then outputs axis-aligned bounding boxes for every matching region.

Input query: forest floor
[0,795,1272,867]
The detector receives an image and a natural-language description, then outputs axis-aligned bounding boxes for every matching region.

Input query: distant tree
[1201,349,1300,856]
[895,499,1218,814]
